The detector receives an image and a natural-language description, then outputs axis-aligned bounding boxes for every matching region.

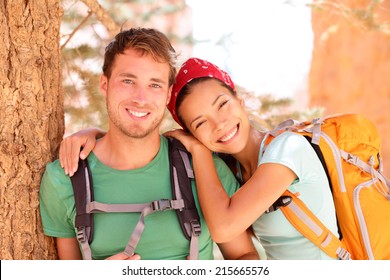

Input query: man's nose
[132,86,147,105]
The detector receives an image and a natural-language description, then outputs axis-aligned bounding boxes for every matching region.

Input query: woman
[60,58,339,260]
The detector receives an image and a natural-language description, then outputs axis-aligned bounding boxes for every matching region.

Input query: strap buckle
[265,195,292,213]
[76,227,87,243]
[337,247,352,260]
[190,220,201,237]
[152,199,172,211]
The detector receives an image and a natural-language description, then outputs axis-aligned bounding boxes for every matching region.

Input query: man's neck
[93,129,161,170]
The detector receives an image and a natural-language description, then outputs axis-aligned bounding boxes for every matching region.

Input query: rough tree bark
[0,0,63,259]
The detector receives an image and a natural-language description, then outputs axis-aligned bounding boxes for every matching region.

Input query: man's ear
[99,75,108,96]
[166,85,173,105]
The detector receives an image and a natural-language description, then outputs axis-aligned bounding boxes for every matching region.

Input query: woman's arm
[217,229,260,260]
[59,127,106,176]
[193,147,295,243]
[165,129,296,243]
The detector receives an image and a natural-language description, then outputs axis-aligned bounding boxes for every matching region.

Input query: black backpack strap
[70,157,94,259]
[168,137,201,259]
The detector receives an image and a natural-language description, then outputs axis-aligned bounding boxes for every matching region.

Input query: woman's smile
[218,124,239,144]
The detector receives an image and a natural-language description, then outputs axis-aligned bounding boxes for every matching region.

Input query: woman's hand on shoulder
[59,127,105,176]
[164,129,209,155]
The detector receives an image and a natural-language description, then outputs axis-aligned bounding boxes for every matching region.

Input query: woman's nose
[213,116,229,132]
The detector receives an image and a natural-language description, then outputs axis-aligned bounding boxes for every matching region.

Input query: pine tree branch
[80,0,120,35]
[61,10,93,50]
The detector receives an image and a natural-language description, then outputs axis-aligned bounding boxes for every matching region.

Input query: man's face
[100,48,172,139]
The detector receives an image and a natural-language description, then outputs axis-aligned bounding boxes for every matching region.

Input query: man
[39,28,258,260]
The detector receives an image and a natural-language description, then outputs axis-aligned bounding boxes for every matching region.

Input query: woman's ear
[238,96,245,107]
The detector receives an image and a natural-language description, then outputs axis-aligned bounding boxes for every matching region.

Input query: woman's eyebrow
[212,94,225,106]
[190,116,202,127]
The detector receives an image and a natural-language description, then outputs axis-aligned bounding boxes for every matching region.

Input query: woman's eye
[219,100,229,109]
[195,120,206,129]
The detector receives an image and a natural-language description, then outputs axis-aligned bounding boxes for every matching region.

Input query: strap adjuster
[76,228,87,243]
[190,220,201,236]
[265,195,292,213]
[152,199,172,211]
[337,247,352,260]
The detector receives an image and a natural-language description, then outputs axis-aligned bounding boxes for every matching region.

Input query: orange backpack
[263,113,390,260]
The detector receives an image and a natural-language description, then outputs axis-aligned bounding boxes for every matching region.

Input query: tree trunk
[309,0,390,177]
[0,0,63,259]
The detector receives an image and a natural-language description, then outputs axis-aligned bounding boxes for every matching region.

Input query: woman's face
[178,79,251,154]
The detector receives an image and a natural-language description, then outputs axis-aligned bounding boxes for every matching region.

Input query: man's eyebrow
[150,77,166,84]
[190,94,226,127]
[118,73,167,84]
[118,73,136,78]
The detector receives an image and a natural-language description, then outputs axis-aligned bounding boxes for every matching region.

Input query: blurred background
[60,0,390,173]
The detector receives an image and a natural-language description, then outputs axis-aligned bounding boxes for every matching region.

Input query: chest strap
[76,198,189,259]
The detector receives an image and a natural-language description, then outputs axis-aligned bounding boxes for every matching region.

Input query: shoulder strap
[70,157,94,259]
[70,140,201,260]
[168,137,201,259]
[280,190,351,260]
[264,124,351,259]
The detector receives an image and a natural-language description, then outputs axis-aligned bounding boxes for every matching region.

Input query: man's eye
[123,79,133,84]
[151,84,162,88]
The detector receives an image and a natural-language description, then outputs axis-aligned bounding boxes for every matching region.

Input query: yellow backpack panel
[265,113,390,260]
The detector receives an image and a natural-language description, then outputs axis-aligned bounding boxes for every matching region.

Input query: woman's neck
[233,127,265,183]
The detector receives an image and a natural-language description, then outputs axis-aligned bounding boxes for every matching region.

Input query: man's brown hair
[102,27,177,86]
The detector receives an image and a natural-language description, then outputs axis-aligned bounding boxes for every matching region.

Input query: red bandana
[168,57,235,127]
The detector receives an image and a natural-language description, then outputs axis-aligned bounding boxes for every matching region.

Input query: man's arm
[217,228,260,260]
[56,238,82,260]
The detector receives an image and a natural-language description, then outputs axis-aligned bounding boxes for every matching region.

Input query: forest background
[0,0,389,259]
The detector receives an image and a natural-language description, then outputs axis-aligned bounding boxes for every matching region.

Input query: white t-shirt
[251,132,339,260]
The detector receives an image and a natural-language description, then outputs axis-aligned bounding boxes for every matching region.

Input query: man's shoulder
[41,159,72,191]
[44,159,66,176]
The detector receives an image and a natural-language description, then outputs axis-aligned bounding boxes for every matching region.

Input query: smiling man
[39,28,259,260]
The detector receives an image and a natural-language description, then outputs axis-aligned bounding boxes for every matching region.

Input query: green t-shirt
[40,136,239,260]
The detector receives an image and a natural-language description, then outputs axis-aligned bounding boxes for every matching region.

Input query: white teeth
[220,126,238,142]
[128,110,148,117]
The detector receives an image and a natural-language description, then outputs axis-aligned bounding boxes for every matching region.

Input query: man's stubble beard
[106,99,163,139]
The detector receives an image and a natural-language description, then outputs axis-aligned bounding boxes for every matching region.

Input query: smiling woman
[163,56,339,260]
